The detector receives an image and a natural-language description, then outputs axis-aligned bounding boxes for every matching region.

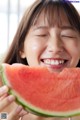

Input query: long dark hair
[3,0,80,67]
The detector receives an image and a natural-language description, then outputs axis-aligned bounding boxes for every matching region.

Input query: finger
[19,109,29,117]
[0,93,8,100]
[8,105,23,120]
[0,85,9,97]
[0,95,15,111]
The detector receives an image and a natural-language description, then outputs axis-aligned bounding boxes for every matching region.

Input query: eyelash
[36,34,48,37]
[61,35,76,38]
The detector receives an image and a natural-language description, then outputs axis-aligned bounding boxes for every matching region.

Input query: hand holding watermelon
[0,85,28,120]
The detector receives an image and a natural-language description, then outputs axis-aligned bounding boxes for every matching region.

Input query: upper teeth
[44,59,65,65]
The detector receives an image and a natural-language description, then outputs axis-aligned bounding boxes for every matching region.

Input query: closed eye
[62,35,76,38]
[36,34,48,37]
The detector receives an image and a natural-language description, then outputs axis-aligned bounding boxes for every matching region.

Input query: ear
[19,50,26,58]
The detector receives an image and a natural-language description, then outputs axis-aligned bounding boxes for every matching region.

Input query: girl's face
[20,10,80,72]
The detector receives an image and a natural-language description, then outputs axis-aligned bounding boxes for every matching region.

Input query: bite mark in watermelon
[0,63,80,117]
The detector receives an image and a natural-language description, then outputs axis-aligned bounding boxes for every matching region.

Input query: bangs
[30,1,80,32]
[43,3,62,27]
[31,2,62,27]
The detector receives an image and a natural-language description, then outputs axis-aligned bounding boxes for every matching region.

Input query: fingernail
[16,106,23,113]
[8,95,15,102]
[0,86,8,93]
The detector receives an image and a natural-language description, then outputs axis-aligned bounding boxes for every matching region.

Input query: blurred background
[0,0,80,55]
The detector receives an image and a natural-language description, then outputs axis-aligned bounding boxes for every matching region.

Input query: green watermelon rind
[1,64,80,117]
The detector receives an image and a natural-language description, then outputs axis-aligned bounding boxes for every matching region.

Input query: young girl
[0,0,80,120]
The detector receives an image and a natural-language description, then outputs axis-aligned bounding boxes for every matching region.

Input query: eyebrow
[33,26,48,30]
[61,26,75,31]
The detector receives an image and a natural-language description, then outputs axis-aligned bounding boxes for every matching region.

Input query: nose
[47,30,64,54]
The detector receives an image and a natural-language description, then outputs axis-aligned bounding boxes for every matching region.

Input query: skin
[0,9,80,120]
[21,11,80,73]
[0,85,27,120]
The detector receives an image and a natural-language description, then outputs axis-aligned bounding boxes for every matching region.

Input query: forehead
[33,7,71,28]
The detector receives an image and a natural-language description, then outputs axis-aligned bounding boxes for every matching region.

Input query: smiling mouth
[41,59,68,68]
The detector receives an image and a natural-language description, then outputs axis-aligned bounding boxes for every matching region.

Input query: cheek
[24,40,44,64]
[31,44,39,51]
[65,40,80,56]
[27,41,42,53]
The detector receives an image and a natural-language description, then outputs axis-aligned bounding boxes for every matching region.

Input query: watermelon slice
[0,63,80,117]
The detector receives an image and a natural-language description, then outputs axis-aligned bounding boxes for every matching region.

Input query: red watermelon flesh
[0,63,80,117]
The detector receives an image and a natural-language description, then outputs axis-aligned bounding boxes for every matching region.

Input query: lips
[41,58,68,70]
